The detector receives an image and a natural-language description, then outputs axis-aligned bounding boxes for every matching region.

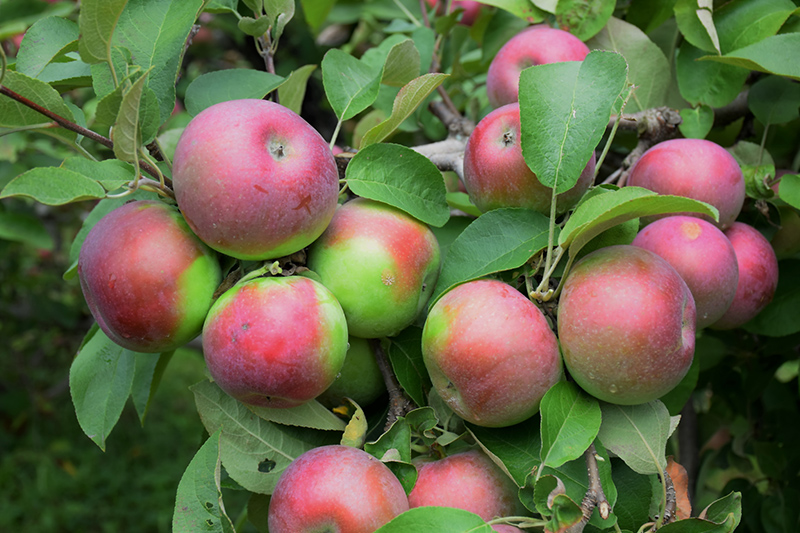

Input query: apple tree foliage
[2,0,800,531]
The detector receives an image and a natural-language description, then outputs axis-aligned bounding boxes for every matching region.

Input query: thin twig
[566,443,610,533]
[370,339,416,431]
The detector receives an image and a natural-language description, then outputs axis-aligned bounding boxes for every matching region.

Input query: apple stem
[370,339,416,431]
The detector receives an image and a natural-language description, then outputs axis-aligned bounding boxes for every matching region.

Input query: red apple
[202,276,348,408]
[486,25,590,108]
[422,279,562,427]
[172,99,339,260]
[307,198,441,338]
[627,138,745,229]
[409,448,524,530]
[317,336,387,408]
[425,0,483,25]
[558,245,696,405]
[711,222,779,330]
[268,445,409,532]
[632,216,739,329]
[463,103,595,215]
[78,200,221,353]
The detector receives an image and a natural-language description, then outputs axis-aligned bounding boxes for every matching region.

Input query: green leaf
[172,430,236,533]
[0,167,106,205]
[360,73,448,148]
[727,141,776,199]
[78,0,128,64]
[131,351,174,425]
[247,401,346,432]
[777,173,800,210]
[715,0,796,55]
[365,415,412,464]
[748,75,800,126]
[386,326,431,408]
[277,65,316,116]
[241,0,263,12]
[659,356,700,416]
[69,328,138,451]
[539,382,602,470]
[237,15,270,37]
[322,48,382,122]
[0,209,54,250]
[345,143,449,227]
[265,0,295,43]
[702,492,742,529]
[743,259,800,337]
[586,17,670,114]
[0,70,77,140]
[597,401,672,475]
[467,417,542,486]
[369,38,420,88]
[430,208,551,306]
[609,459,654,531]
[299,0,335,32]
[519,50,627,194]
[204,0,239,14]
[674,0,721,54]
[697,33,800,81]
[676,41,749,107]
[340,400,368,448]
[112,67,153,163]
[626,0,676,34]
[184,69,285,117]
[480,0,547,21]
[61,157,136,192]
[554,0,615,41]
[375,507,494,532]
[559,187,719,257]
[679,105,714,139]
[191,380,338,494]
[16,16,79,79]
[445,192,482,218]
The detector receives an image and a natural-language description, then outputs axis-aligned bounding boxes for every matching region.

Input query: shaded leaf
[247,401,346,432]
[0,167,106,205]
[112,68,153,163]
[299,0,335,32]
[748,75,800,126]
[597,401,672,475]
[679,105,714,139]
[16,16,79,79]
[554,0,615,41]
[386,326,430,408]
[675,0,721,54]
[467,418,542,486]
[480,0,547,21]
[0,70,77,140]
[743,259,800,337]
[277,64,316,116]
[715,0,796,54]
[78,0,128,64]
[131,351,174,425]
[184,69,285,117]
[698,33,800,81]
[676,41,749,107]
[430,208,551,306]
[345,143,449,227]
[519,51,627,194]
[0,209,54,250]
[375,507,494,532]
[172,430,235,533]
[61,157,135,192]
[539,381,602,470]
[69,328,138,451]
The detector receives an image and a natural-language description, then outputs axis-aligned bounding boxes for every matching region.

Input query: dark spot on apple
[502,130,515,147]
[242,323,250,330]
[254,184,269,194]
[258,458,277,473]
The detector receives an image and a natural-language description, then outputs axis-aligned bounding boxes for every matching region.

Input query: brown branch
[566,443,610,533]
[370,339,416,431]
[713,90,749,128]
[0,85,164,182]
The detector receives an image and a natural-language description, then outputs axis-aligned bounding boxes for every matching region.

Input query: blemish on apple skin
[382,272,396,286]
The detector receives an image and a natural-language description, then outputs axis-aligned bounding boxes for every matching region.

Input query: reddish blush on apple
[632,216,739,329]
[627,138,745,229]
[78,200,221,353]
[558,245,696,405]
[486,25,590,108]
[409,448,524,532]
[202,276,348,408]
[172,99,339,260]
[463,103,595,215]
[711,222,779,330]
[425,0,483,25]
[268,445,409,533]
[422,279,562,427]
[307,198,441,339]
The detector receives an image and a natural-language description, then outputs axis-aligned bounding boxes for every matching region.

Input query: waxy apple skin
[307,198,441,339]
[317,336,387,408]
[463,103,595,215]
[202,276,348,408]
[268,445,409,533]
[558,245,696,405]
[409,448,524,529]
[422,279,562,427]
[172,99,339,260]
[627,138,745,229]
[486,25,590,108]
[78,200,221,353]
[632,216,739,329]
[711,222,779,330]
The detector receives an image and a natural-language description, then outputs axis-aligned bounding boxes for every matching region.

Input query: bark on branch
[370,339,416,431]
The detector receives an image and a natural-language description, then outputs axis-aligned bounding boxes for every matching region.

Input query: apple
[626,138,745,229]
[202,276,348,408]
[558,245,696,405]
[409,448,524,531]
[78,200,221,353]
[463,103,595,215]
[268,445,409,533]
[711,222,779,330]
[632,216,739,329]
[307,198,441,339]
[422,279,562,427]
[486,25,590,108]
[317,336,387,408]
[172,99,339,260]
[425,0,483,26]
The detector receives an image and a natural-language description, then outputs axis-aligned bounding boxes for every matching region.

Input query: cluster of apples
[75,20,783,533]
